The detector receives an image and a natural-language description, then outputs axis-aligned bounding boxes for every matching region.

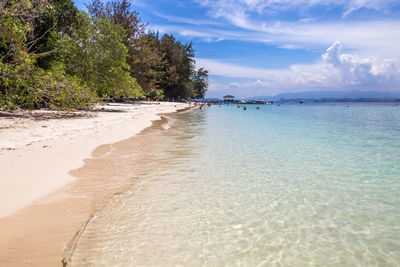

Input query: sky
[73,0,400,98]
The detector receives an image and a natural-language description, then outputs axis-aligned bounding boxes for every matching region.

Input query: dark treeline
[0,0,208,110]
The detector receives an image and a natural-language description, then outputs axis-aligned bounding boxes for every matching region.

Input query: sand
[0,102,191,266]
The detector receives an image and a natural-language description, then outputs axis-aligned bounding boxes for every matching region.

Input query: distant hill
[248,90,400,101]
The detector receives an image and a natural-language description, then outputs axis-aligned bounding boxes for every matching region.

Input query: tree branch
[27,23,57,52]
[34,48,59,57]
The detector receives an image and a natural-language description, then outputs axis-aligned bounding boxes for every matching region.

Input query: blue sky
[73,0,400,98]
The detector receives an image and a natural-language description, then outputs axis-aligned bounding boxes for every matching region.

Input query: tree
[0,0,97,110]
[128,32,164,98]
[31,0,80,69]
[0,0,207,110]
[87,0,145,45]
[86,0,208,100]
[87,0,152,96]
[58,13,143,99]
[0,0,48,62]
[192,68,208,99]
[159,34,195,99]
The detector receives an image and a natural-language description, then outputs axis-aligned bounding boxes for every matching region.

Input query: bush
[0,59,97,110]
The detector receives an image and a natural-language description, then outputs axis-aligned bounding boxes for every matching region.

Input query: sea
[70,102,400,266]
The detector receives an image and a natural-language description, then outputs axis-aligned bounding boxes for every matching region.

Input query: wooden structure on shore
[223,95,235,102]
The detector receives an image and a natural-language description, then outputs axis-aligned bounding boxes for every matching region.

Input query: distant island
[247,90,400,102]
[201,90,400,103]
[284,98,400,103]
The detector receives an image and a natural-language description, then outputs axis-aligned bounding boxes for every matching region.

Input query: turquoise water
[72,103,400,266]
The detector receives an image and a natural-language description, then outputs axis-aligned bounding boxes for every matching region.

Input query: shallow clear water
[72,103,400,266]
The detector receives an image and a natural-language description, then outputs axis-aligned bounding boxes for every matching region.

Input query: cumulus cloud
[199,42,400,97]
[322,41,400,86]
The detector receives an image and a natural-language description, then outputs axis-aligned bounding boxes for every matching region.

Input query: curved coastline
[0,102,193,266]
[62,109,194,266]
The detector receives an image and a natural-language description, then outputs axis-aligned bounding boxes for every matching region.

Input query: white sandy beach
[0,101,191,266]
[0,102,189,218]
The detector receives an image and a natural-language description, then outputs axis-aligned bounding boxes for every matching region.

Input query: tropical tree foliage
[192,68,209,99]
[0,0,207,110]
[87,0,208,99]
[129,32,165,98]
[57,13,143,98]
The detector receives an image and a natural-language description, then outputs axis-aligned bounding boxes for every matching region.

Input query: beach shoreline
[0,102,192,266]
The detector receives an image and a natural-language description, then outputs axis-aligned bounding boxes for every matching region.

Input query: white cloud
[151,19,400,59]
[196,0,397,20]
[322,41,400,86]
[228,82,241,87]
[260,20,400,58]
[181,0,400,59]
[150,24,242,41]
[341,0,398,17]
[198,42,400,97]
[196,58,286,78]
[151,11,224,26]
